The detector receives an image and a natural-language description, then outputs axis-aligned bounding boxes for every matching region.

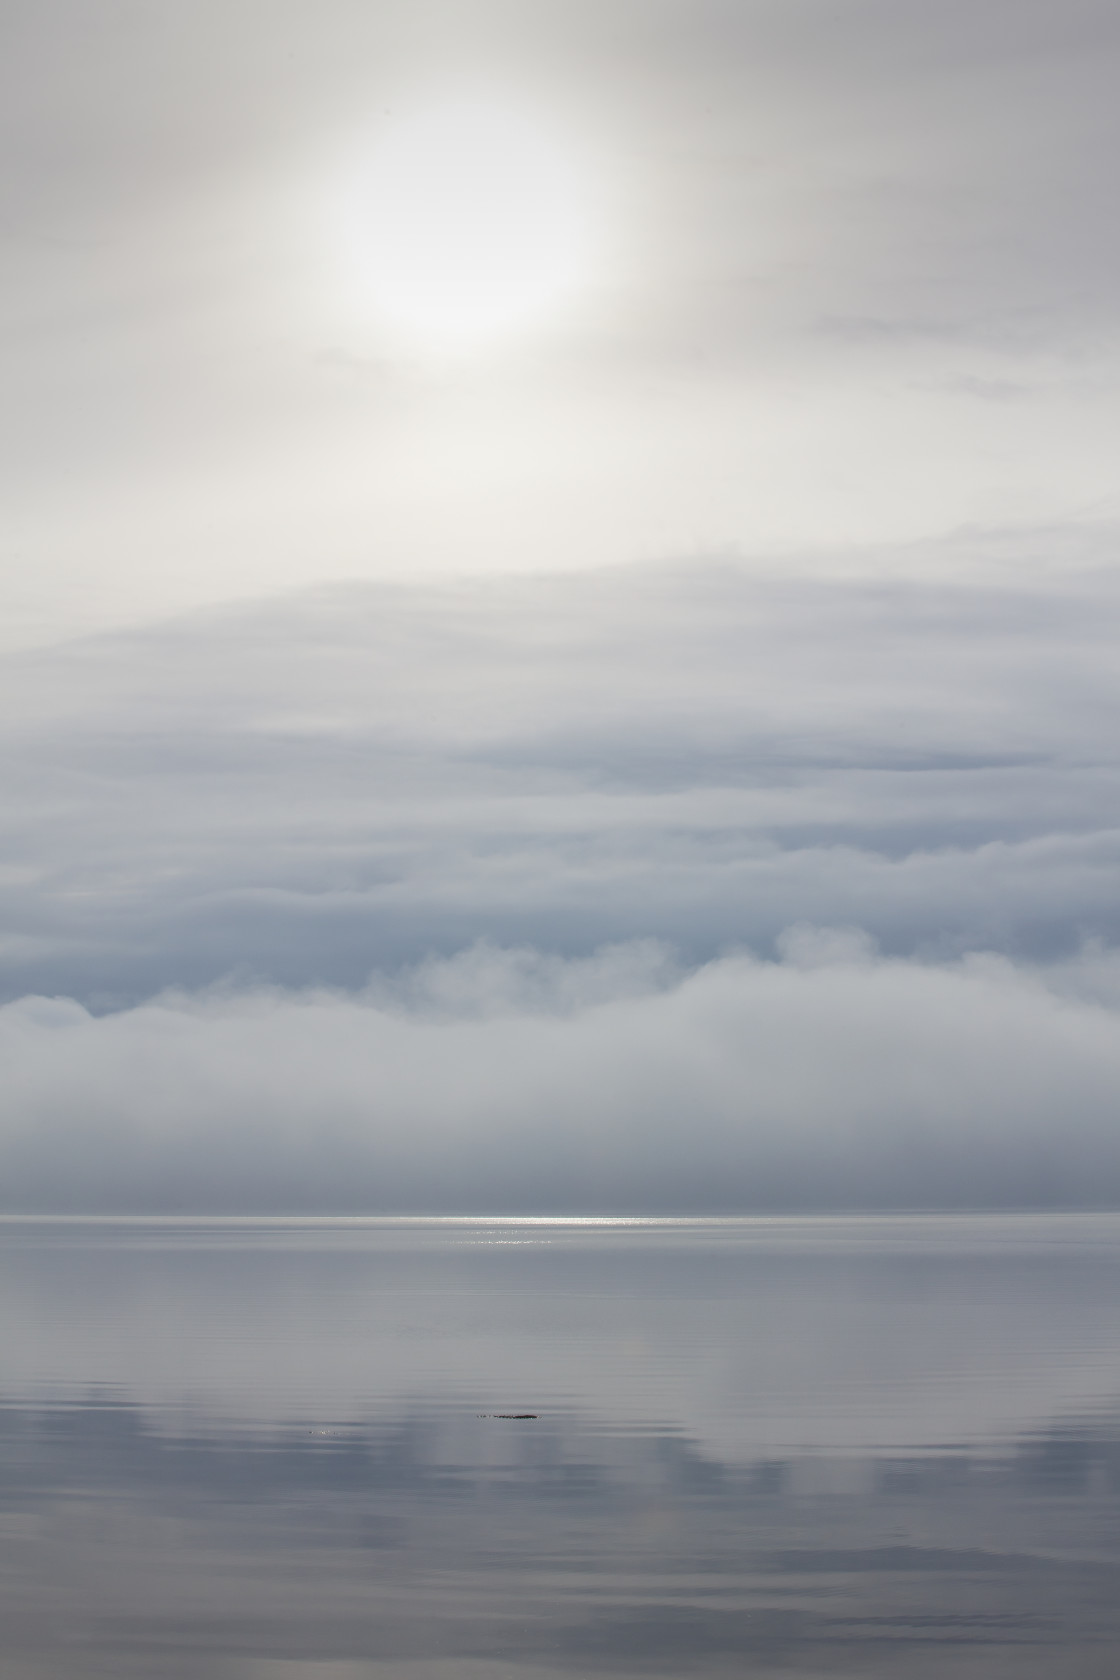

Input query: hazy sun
[352,95,596,348]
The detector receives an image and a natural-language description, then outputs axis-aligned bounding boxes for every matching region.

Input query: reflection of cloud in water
[7,1216,1120,1456]
[4,1394,1120,1678]
[7,1218,1120,1674]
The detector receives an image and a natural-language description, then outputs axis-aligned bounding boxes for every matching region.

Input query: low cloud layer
[6,935,1120,1212]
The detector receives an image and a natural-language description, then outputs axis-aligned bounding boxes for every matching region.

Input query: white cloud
[4,0,1120,642]
[4,936,1119,1212]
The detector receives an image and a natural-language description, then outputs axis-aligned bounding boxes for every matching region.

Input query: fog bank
[5,935,1120,1212]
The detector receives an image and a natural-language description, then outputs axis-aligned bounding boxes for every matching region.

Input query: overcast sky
[4,0,1120,1209]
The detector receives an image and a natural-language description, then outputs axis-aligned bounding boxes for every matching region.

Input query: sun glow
[348,95,597,348]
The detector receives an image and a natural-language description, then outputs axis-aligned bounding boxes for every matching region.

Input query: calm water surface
[3,1214,1120,1678]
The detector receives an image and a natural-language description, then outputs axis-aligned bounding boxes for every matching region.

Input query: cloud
[5,0,1120,643]
[4,935,1120,1212]
[2,5,1118,1218]
[2,545,1120,1004]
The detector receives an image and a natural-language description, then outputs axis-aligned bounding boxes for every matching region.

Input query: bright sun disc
[355,97,595,347]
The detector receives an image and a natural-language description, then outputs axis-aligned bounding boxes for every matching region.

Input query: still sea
[3,1213,1120,1678]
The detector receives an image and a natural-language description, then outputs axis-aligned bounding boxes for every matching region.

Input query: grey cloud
[4,937,1120,1213]
[1,545,1119,1002]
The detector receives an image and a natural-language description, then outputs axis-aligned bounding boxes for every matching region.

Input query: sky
[3,0,1120,1210]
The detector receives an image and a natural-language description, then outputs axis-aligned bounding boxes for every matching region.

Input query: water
[4,1214,1120,1678]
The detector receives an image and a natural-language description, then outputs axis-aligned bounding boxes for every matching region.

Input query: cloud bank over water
[3,544,1119,1212]
[6,936,1120,1213]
